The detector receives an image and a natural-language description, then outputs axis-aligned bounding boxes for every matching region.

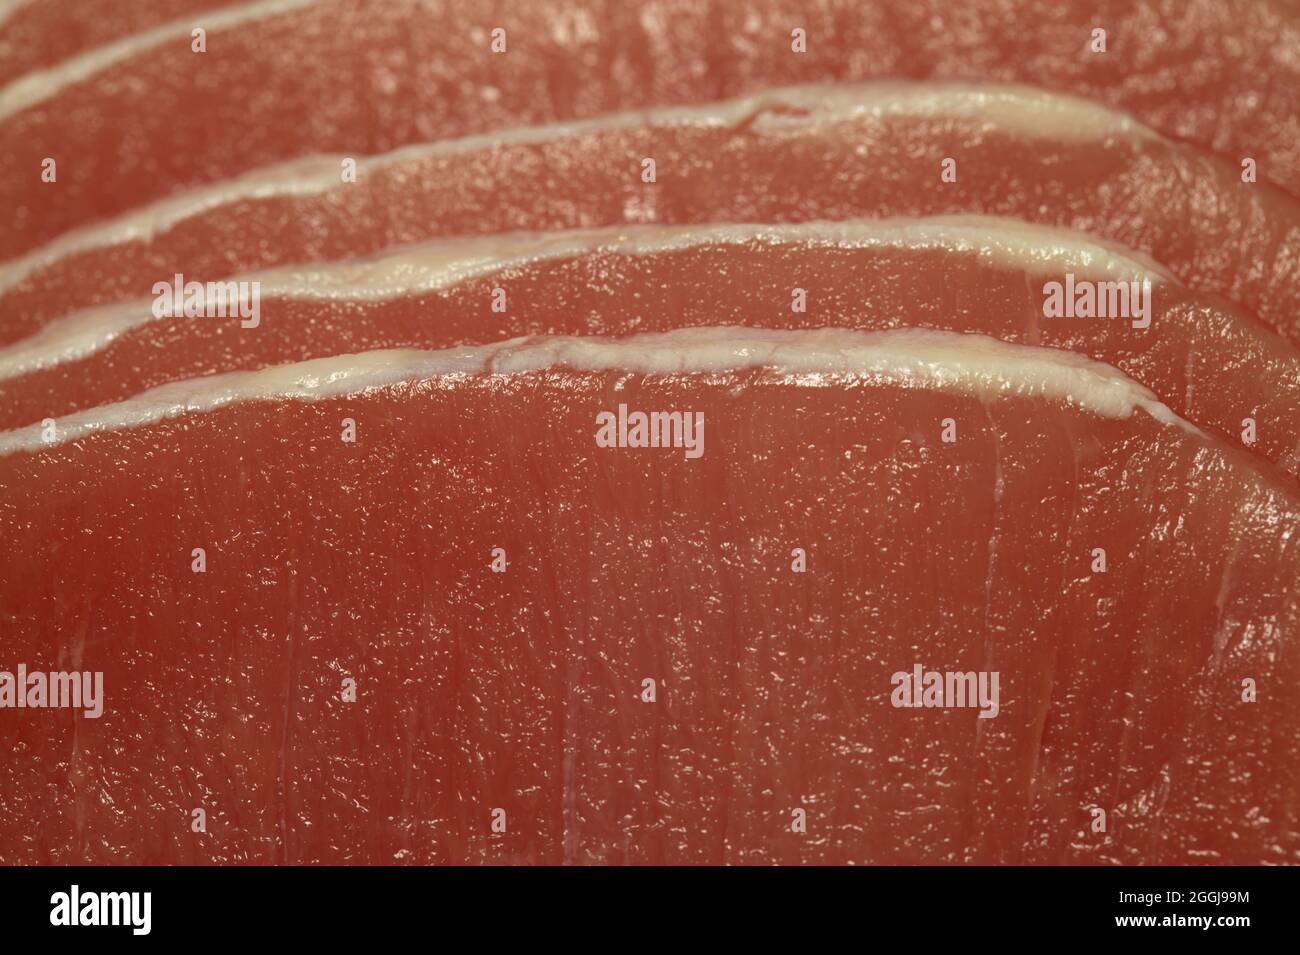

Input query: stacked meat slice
[1,0,1297,865]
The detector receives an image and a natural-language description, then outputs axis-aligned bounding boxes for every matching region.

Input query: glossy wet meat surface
[3,0,1299,868]
[5,0,1300,258]
[2,374,1296,864]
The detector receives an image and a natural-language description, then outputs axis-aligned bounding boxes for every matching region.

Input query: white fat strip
[0,216,1171,381]
[0,325,1198,455]
[0,79,1159,293]
[0,0,323,120]
[0,0,35,30]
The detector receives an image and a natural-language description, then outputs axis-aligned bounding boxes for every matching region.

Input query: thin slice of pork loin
[0,0,249,86]
[5,220,1300,480]
[1,329,1296,865]
[6,83,1300,345]
[5,0,1300,258]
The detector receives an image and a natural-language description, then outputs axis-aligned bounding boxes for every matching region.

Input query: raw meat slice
[1,328,1296,865]
[0,0,252,87]
[5,0,1300,258]
[5,220,1299,480]
[6,83,1300,345]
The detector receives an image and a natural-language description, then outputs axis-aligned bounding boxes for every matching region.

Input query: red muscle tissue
[0,0,1296,866]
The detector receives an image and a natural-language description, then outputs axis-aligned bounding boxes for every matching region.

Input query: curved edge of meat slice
[2,218,1298,483]
[3,81,1296,345]
[3,0,1300,257]
[1,328,1296,864]
[0,0,260,87]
